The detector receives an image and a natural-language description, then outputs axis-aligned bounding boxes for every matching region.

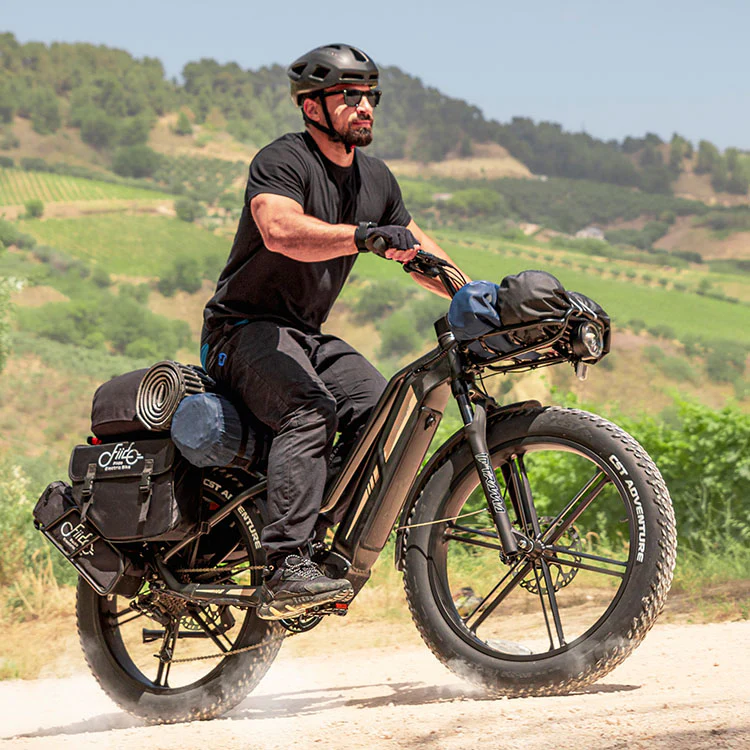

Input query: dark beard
[342,124,373,148]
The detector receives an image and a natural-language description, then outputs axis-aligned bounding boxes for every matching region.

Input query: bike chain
[164,631,297,664]
[174,565,266,573]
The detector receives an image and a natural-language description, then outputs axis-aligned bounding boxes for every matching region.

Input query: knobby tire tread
[401,406,677,697]
[76,469,283,724]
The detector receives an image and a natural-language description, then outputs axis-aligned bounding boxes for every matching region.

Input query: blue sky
[3,0,749,149]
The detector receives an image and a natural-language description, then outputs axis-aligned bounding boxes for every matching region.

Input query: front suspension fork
[462,399,520,558]
[439,321,524,559]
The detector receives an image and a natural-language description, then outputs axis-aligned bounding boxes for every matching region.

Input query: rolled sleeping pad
[170,392,258,468]
[136,361,214,431]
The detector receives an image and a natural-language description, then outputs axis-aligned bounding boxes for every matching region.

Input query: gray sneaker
[256,555,353,621]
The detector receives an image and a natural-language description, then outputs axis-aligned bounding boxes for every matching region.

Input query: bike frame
[162,318,529,598]
[161,256,605,603]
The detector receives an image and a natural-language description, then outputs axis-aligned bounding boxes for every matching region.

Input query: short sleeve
[379,166,412,227]
[245,139,308,208]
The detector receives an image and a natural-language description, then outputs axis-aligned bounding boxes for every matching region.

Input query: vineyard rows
[0,168,171,206]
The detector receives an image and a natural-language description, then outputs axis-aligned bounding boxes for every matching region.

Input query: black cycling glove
[355,223,419,257]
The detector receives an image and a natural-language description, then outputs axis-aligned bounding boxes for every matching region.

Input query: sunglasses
[321,88,382,108]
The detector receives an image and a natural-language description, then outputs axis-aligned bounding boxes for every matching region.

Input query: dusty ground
[0,620,747,749]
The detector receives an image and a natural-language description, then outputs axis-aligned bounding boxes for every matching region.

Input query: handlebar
[402,250,467,298]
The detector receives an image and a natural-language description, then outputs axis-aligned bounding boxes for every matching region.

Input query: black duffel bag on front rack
[68,437,201,542]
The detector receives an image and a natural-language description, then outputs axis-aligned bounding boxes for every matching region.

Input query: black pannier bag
[33,481,128,595]
[68,437,200,542]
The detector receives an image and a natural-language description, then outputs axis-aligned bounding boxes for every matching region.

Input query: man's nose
[356,97,374,115]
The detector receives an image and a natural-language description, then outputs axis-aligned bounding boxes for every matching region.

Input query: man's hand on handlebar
[355,223,420,262]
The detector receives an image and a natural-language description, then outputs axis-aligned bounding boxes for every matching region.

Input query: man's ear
[302,96,322,123]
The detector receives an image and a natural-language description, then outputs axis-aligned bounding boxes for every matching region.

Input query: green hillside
[0,167,172,205]
[16,214,228,275]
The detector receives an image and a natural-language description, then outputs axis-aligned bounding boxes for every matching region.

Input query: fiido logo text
[97,442,144,471]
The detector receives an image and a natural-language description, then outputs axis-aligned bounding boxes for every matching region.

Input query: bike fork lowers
[439,327,519,559]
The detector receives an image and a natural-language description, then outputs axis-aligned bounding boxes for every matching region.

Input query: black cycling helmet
[288,44,379,150]
[288,43,379,106]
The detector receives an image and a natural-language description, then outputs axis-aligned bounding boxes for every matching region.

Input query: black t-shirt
[202,131,411,336]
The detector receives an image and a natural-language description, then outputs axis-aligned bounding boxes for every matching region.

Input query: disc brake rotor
[520,517,582,595]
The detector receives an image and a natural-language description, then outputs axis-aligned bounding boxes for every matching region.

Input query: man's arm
[406,220,471,299]
[251,193,423,264]
[251,193,358,262]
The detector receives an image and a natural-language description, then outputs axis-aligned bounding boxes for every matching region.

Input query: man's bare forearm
[252,194,358,262]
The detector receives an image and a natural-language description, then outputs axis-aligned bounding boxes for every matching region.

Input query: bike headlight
[572,322,604,360]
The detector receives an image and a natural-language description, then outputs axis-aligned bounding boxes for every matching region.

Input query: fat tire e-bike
[76,252,677,722]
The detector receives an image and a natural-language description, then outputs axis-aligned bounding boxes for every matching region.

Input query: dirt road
[1,620,747,749]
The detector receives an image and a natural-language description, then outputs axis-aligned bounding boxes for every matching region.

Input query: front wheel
[403,406,676,696]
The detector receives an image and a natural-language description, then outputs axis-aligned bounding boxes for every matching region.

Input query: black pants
[203,321,386,566]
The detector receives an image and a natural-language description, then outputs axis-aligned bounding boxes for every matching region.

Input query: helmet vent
[351,48,368,62]
[290,63,306,78]
[310,65,331,82]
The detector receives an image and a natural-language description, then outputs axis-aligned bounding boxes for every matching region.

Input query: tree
[695,140,721,175]
[173,198,205,223]
[112,145,161,178]
[79,109,119,149]
[118,115,153,146]
[24,199,44,218]
[29,87,61,134]
[174,111,193,136]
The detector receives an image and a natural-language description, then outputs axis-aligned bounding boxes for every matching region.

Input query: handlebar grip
[371,236,388,255]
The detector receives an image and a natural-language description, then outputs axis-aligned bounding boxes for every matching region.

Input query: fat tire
[76,471,283,723]
[402,406,677,696]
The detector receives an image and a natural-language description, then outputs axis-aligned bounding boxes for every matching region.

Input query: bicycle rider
[200,43,467,620]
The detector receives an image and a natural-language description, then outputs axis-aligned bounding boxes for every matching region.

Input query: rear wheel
[77,475,282,723]
[403,406,676,695]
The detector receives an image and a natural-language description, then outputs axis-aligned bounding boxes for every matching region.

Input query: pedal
[315,601,349,617]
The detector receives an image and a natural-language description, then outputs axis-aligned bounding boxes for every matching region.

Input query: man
[201,43,464,620]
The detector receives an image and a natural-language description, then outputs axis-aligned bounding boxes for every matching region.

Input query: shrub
[20,157,50,172]
[643,345,664,363]
[629,319,646,333]
[174,198,205,223]
[118,282,150,304]
[91,267,112,288]
[1,130,20,150]
[659,356,697,384]
[352,281,412,323]
[79,110,119,150]
[173,111,193,136]
[0,155,13,168]
[705,341,747,383]
[29,87,61,135]
[112,145,161,178]
[157,257,203,296]
[24,199,44,219]
[378,311,421,358]
[647,324,676,340]
[0,129,17,151]
[118,116,152,147]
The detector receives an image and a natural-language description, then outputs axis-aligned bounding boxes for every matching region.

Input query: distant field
[356,232,750,346]
[19,214,229,275]
[0,168,172,206]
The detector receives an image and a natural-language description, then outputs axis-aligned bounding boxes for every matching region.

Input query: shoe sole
[256,586,353,621]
